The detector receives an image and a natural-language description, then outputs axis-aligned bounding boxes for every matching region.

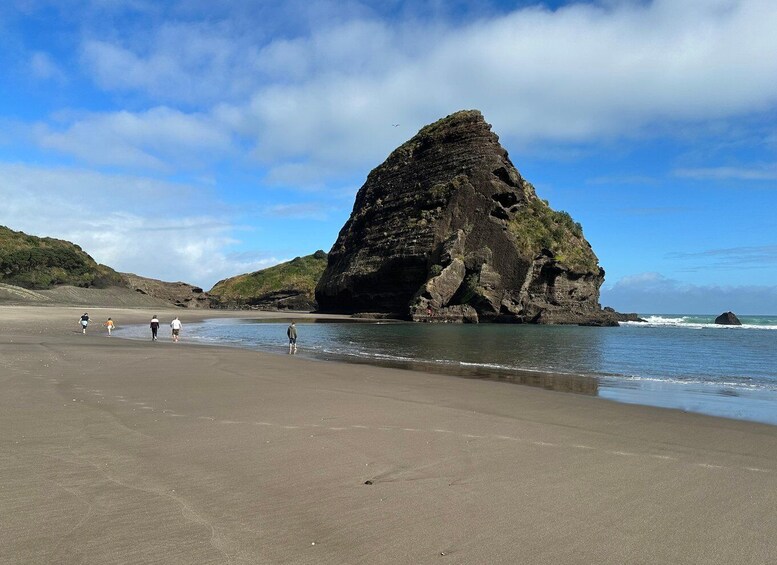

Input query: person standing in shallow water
[287,321,297,354]
[170,317,182,342]
[150,315,160,341]
[79,313,89,334]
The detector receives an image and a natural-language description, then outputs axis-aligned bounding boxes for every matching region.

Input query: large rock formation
[316,110,618,325]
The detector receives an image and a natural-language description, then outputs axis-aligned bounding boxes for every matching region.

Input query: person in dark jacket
[150,315,160,341]
[287,321,297,354]
[79,313,89,334]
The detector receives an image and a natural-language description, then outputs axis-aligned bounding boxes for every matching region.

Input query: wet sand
[2,305,776,564]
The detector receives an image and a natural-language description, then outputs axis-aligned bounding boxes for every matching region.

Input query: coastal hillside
[0,225,124,289]
[209,251,327,310]
[0,275,212,309]
[0,225,212,308]
[0,281,180,308]
[316,110,617,325]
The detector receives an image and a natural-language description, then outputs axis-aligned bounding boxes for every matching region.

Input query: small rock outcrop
[714,311,742,325]
[603,307,646,323]
[315,110,619,325]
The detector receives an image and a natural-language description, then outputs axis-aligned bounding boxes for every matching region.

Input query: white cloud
[263,203,335,220]
[666,245,777,267]
[224,0,777,182]
[80,23,265,105]
[29,51,66,81]
[601,272,777,315]
[674,164,777,181]
[35,107,232,171]
[31,1,772,183]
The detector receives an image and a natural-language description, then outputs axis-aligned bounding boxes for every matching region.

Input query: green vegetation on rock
[0,225,124,289]
[507,198,598,273]
[210,250,328,307]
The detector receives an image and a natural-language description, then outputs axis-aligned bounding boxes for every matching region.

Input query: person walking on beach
[150,315,160,341]
[170,317,182,342]
[104,317,115,336]
[287,321,297,354]
[79,313,89,334]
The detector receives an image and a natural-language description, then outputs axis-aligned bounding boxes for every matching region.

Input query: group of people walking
[79,313,116,336]
[151,315,182,342]
[79,313,298,351]
[78,312,182,342]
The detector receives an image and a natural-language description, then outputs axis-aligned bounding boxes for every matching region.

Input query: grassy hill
[0,225,124,289]
[0,225,326,311]
[209,250,328,310]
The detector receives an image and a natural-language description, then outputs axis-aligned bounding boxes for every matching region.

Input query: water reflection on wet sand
[321,353,600,395]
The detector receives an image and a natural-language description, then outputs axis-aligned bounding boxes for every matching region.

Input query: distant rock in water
[315,110,619,325]
[603,307,646,323]
[714,311,742,325]
[210,251,328,310]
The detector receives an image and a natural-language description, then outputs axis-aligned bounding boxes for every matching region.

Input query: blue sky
[1,0,776,314]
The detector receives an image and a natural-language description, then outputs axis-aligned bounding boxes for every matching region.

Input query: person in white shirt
[170,317,182,342]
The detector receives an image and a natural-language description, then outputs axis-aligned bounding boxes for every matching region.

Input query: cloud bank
[602,272,777,315]
[29,0,777,182]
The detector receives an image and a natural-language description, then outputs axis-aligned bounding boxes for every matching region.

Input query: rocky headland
[209,251,328,310]
[316,110,620,325]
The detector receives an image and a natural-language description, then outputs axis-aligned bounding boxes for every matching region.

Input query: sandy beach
[1,305,776,564]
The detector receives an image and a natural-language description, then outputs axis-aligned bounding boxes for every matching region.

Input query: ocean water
[118,314,777,426]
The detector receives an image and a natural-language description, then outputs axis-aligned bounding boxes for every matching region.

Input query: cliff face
[316,110,617,325]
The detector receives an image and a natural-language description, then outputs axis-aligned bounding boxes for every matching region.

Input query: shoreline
[2,305,777,563]
[117,312,777,427]
[117,317,605,396]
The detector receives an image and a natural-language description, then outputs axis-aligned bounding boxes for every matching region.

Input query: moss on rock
[508,198,598,273]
